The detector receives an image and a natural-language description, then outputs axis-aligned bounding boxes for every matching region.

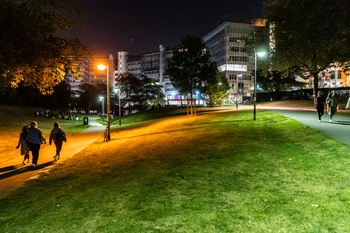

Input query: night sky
[71,0,265,56]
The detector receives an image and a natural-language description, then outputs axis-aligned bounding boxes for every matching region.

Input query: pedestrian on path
[326,91,337,122]
[16,125,30,165]
[315,91,325,123]
[26,121,46,167]
[49,122,67,161]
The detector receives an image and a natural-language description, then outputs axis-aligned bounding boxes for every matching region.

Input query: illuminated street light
[99,96,104,121]
[97,64,110,141]
[254,50,266,121]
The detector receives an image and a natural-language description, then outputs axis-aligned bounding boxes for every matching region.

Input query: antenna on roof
[131,38,134,54]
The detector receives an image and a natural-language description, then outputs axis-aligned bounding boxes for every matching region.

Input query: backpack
[55,130,66,142]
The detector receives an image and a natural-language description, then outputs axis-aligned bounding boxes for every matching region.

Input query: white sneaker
[32,164,36,167]
[330,119,332,122]
[318,120,321,123]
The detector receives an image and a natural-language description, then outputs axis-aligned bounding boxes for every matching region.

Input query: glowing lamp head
[97,64,107,71]
[256,51,266,58]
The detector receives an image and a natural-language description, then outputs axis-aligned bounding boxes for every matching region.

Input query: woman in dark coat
[326,91,337,122]
[315,91,325,123]
[26,121,46,167]
[49,122,67,161]
[16,125,30,164]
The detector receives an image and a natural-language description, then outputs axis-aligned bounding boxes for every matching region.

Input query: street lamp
[117,78,121,126]
[236,74,242,109]
[254,50,266,121]
[99,96,104,121]
[97,64,110,141]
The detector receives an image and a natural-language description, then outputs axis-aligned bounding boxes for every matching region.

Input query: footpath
[0,116,104,198]
[267,107,350,146]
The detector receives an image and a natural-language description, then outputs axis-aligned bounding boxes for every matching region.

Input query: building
[116,45,178,101]
[203,17,266,103]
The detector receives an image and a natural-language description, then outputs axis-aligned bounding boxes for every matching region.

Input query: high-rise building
[203,18,265,103]
[116,45,178,101]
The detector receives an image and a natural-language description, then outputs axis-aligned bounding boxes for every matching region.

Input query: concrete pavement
[270,108,350,146]
[0,116,104,198]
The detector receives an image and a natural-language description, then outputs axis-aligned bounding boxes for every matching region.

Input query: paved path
[269,108,350,145]
[0,116,104,198]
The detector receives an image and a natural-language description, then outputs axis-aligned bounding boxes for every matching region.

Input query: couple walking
[315,91,337,122]
[16,121,67,167]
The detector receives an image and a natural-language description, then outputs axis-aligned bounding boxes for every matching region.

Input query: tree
[207,72,229,106]
[258,70,305,92]
[0,0,87,94]
[166,35,218,100]
[265,0,350,95]
[118,73,165,111]
[76,83,102,114]
[138,76,165,109]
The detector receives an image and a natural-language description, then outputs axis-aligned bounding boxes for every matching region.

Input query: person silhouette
[49,122,67,161]
[326,91,337,122]
[315,91,325,123]
[16,125,30,164]
[26,121,46,167]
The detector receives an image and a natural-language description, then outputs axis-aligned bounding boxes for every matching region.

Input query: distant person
[26,121,46,167]
[326,91,337,122]
[315,91,325,123]
[16,125,30,165]
[49,122,67,161]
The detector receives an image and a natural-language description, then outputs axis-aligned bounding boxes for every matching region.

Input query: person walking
[326,91,337,122]
[49,122,67,161]
[26,121,46,167]
[16,125,30,165]
[315,91,325,123]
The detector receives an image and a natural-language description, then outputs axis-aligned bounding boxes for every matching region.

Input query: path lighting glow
[97,64,110,141]
[254,50,266,121]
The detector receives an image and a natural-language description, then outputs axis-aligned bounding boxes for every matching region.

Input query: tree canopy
[166,35,218,99]
[265,0,350,94]
[207,72,229,106]
[0,0,87,94]
[118,73,165,111]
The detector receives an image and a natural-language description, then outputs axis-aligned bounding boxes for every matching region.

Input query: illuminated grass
[1,109,350,232]
[0,105,88,162]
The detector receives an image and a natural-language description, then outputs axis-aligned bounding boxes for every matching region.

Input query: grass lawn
[1,103,350,232]
[0,106,88,162]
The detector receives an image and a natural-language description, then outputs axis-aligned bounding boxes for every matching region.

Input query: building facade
[203,18,265,103]
[116,45,178,101]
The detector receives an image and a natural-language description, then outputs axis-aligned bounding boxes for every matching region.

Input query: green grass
[1,105,350,232]
[0,105,88,161]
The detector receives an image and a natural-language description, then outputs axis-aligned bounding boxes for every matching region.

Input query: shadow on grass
[0,161,55,180]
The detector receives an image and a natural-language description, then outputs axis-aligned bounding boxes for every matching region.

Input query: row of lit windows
[230,47,247,53]
[229,37,243,43]
[228,74,252,81]
[143,59,160,63]
[229,56,249,62]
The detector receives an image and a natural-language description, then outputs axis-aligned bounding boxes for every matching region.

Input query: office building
[203,17,266,103]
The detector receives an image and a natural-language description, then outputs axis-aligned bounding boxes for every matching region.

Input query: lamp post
[118,79,121,126]
[254,50,266,121]
[97,64,110,141]
[236,74,242,109]
[99,96,105,121]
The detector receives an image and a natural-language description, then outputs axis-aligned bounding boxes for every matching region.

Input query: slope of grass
[0,105,88,162]
[1,108,350,232]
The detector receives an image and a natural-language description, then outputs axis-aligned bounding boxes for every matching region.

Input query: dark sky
[72,0,265,56]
